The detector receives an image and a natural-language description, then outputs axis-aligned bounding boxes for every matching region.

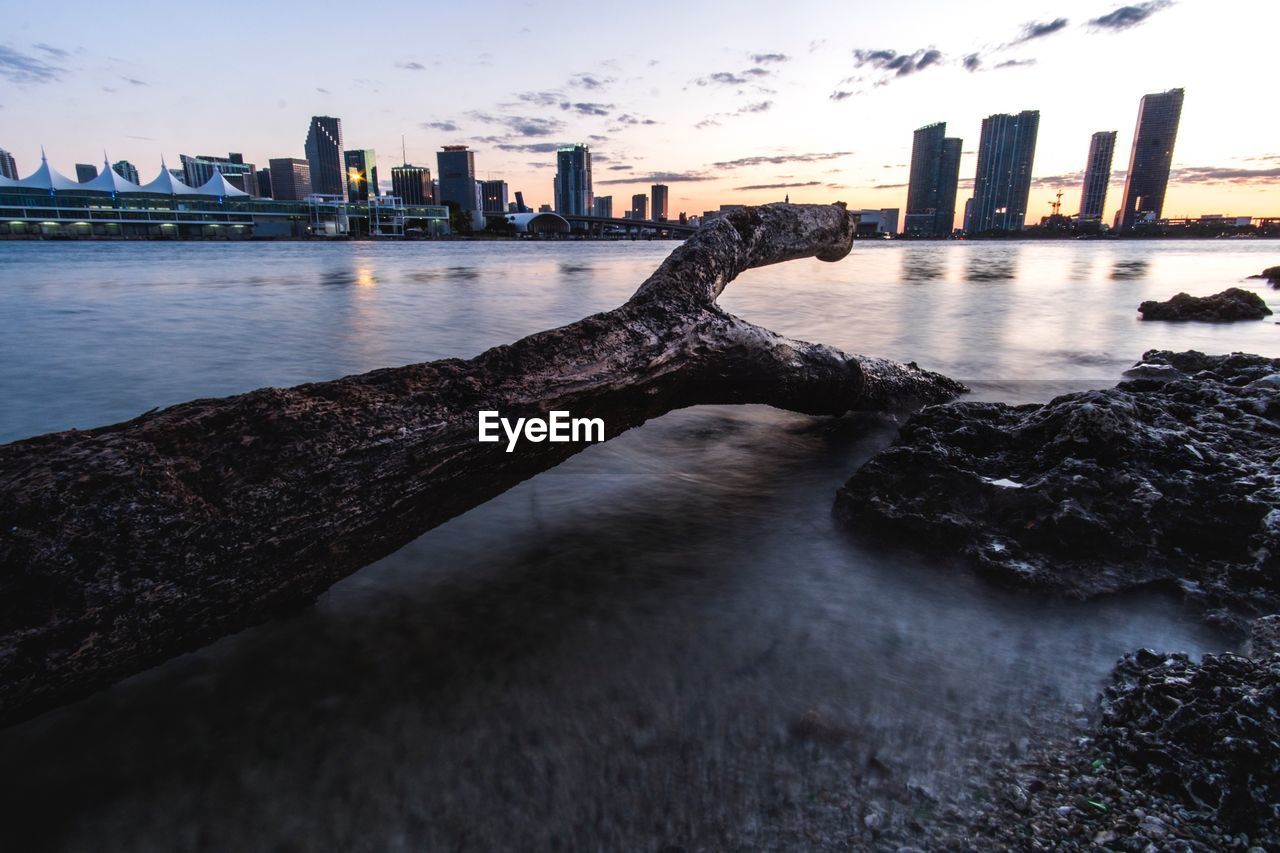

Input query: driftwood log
[0,203,963,726]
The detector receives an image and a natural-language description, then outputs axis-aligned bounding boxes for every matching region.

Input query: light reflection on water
[0,239,1275,850]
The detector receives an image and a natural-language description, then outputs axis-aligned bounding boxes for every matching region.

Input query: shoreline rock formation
[1138,288,1272,321]
[0,204,965,727]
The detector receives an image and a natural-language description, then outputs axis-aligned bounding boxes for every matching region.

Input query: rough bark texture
[0,203,963,726]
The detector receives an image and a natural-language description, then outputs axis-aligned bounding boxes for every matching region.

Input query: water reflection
[900,249,946,281]
[964,246,1020,282]
[1111,258,1150,280]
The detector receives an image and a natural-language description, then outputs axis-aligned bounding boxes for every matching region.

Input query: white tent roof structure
[16,153,83,192]
[194,170,248,198]
[0,173,17,188]
[138,161,202,196]
[82,158,143,194]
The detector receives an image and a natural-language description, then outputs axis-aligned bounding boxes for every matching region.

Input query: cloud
[852,48,944,78]
[696,100,773,129]
[1088,0,1173,31]
[613,113,657,126]
[597,172,714,185]
[517,90,562,107]
[32,43,69,58]
[467,112,565,137]
[569,72,614,90]
[695,67,773,87]
[588,134,609,142]
[735,181,822,191]
[871,182,908,189]
[829,90,853,101]
[962,53,982,72]
[123,76,147,86]
[750,53,790,64]
[560,101,612,116]
[607,165,634,171]
[1169,165,1280,185]
[315,87,330,94]
[494,142,570,153]
[1013,18,1069,42]
[712,151,854,169]
[737,101,772,114]
[995,58,1037,68]
[396,60,426,71]
[0,45,64,83]
[423,120,459,131]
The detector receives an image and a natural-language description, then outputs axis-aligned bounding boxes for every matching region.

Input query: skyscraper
[391,164,433,204]
[255,167,273,199]
[344,149,378,202]
[631,193,648,220]
[181,153,255,189]
[112,160,140,184]
[651,184,669,221]
[969,110,1040,233]
[268,158,312,201]
[553,144,593,216]
[480,180,508,214]
[905,122,962,236]
[593,196,613,218]
[75,163,99,183]
[0,149,17,179]
[1116,88,1184,231]
[1079,131,1117,222]
[304,116,346,197]
[437,145,477,212]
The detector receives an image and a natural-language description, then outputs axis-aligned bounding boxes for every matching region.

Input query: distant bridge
[559,214,698,237]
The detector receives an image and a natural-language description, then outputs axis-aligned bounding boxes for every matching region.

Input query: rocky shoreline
[834,349,1280,848]
[1138,288,1272,322]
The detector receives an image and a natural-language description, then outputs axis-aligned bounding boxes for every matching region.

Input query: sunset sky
[2,0,1277,225]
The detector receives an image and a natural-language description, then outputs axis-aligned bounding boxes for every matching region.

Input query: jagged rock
[834,350,1280,628]
[1246,266,1280,287]
[1138,288,1272,322]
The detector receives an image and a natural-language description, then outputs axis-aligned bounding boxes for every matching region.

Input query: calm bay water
[0,239,1275,850]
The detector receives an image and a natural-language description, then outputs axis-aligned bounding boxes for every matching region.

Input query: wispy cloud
[422,120,459,132]
[597,171,713,185]
[517,90,562,107]
[467,112,565,137]
[1013,18,1069,43]
[315,86,330,94]
[569,72,614,90]
[962,53,982,72]
[696,100,773,129]
[1169,165,1280,184]
[712,151,854,169]
[395,60,426,71]
[612,113,657,127]
[995,58,1037,69]
[32,43,70,59]
[560,101,612,116]
[735,181,822,191]
[1088,0,1173,31]
[694,68,772,86]
[0,45,64,84]
[494,142,571,153]
[749,53,789,64]
[852,48,944,78]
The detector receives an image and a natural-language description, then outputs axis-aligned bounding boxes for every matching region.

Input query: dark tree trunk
[0,203,963,726]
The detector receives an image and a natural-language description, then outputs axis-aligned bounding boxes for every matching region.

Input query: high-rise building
[344,149,378,202]
[268,158,313,201]
[75,163,99,183]
[255,167,273,198]
[437,145,477,212]
[111,160,140,184]
[304,116,346,197]
[0,149,17,179]
[631,193,648,220]
[651,184,669,221]
[905,122,962,236]
[553,144,593,216]
[1079,131,1118,222]
[181,153,255,190]
[391,164,433,204]
[593,195,613,218]
[480,179,508,214]
[969,110,1040,233]
[514,191,528,213]
[1117,88,1184,230]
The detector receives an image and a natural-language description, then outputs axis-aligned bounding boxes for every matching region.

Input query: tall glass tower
[344,149,378,202]
[1079,131,1117,222]
[305,116,346,197]
[969,110,1040,233]
[1116,88,1184,231]
[437,145,477,212]
[553,144,593,216]
[905,122,962,237]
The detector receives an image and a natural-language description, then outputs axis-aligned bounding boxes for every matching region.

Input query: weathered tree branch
[0,203,963,726]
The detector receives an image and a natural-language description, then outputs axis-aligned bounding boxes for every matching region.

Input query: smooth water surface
[0,239,1275,850]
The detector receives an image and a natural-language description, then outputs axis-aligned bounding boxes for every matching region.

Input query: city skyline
[1,0,1277,225]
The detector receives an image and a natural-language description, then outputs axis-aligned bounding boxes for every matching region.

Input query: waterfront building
[0,149,16,179]
[255,167,272,198]
[905,122,962,236]
[304,116,346,197]
[181,153,256,191]
[112,160,140,184]
[268,158,312,201]
[856,208,901,236]
[75,163,99,182]
[553,144,593,216]
[538,203,552,213]
[631,193,648,221]
[651,184,669,221]
[1078,131,1117,222]
[514,191,528,213]
[344,149,378,203]
[391,163,433,205]
[593,195,613,218]
[969,110,1040,233]
[1116,88,1184,231]
[480,179,508,214]
[437,145,477,212]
